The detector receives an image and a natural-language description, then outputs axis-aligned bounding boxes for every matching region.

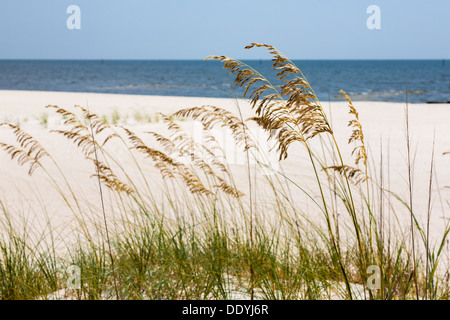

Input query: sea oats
[147,115,244,198]
[324,165,368,185]
[340,90,367,168]
[207,44,332,160]
[173,105,255,152]
[88,157,134,195]
[121,126,215,197]
[0,123,49,175]
[48,105,119,157]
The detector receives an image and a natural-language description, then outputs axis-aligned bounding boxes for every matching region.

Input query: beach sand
[0,90,449,251]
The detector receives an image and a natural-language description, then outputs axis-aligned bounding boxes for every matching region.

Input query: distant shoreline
[0,59,448,103]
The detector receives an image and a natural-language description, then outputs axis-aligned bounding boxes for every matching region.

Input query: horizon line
[0,58,449,61]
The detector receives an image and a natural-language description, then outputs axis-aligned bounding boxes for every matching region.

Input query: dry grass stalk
[149,113,244,198]
[340,90,367,168]
[173,105,256,152]
[88,157,134,195]
[0,123,49,175]
[120,126,215,197]
[207,43,332,160]
[324,91,369,185]
[46,105,119,157]
[325,165,368,185]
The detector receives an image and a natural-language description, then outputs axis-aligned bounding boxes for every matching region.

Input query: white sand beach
[0,90,449,251]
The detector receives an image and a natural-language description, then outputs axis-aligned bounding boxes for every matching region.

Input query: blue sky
[0,0,449,60]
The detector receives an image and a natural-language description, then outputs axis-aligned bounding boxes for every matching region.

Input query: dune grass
[0,43,449,300]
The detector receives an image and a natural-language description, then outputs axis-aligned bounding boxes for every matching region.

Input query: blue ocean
[0,60,449,103]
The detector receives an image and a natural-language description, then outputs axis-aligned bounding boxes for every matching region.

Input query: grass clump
[0,43,449,300]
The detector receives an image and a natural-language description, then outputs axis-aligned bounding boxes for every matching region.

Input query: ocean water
[0,59,449,103]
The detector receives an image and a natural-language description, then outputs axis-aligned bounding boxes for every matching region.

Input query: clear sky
[0,0,449,60]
